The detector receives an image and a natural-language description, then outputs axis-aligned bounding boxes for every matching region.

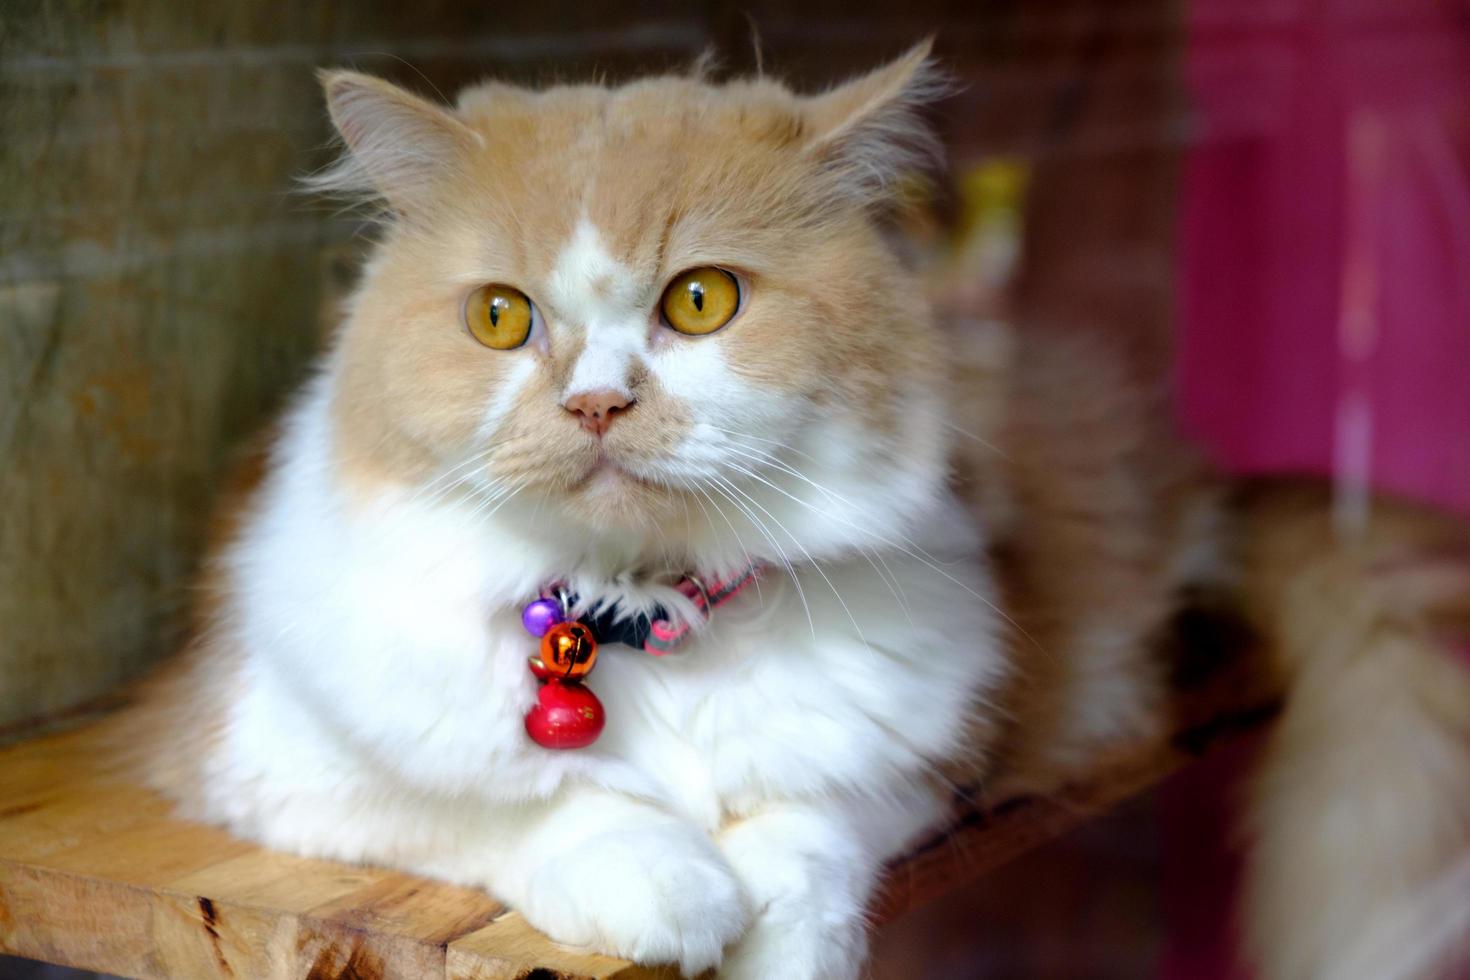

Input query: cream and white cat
[132,43,1470,980]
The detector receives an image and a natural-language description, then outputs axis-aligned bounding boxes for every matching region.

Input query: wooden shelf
[0,646,1274,980]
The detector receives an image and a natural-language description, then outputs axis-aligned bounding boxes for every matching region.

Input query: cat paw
[521,826,750,975]
[718,910,866,980]
[717,815,869,980]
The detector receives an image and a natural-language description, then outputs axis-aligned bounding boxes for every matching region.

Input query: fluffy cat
[129,43,1470,979]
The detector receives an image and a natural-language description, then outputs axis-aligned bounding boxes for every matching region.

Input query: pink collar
[641,563,763,654]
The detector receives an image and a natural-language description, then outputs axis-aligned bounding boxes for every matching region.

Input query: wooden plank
[44,819,256,886]
[0,692,1274,979]
[304,872,503,946]
[0,783,172,864]
[0,725,114,794]
[164,850,392,980]
[446,912,677,980]
[169,851,392,914]
[0,863,164,979]
[0,835,503,980]
[0,607,1272,979]
[871,701,1277,922]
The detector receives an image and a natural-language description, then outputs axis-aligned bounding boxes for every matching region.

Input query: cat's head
[315,44,958,569]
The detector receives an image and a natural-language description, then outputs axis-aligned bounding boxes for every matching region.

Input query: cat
[129,42,1470,979]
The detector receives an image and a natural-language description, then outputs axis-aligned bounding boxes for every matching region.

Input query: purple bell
[521,597,566,638]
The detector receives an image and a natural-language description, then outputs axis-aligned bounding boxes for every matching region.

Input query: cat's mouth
[553,449,689,531]
[580,451,654,492]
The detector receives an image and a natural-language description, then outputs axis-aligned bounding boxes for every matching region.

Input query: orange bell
[540,621,598,680]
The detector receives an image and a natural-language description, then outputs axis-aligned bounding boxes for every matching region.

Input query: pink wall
[1165,2,1470,976]
[1177,0,1470,515]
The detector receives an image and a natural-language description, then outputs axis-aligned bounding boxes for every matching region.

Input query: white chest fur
[213,377,1004,853]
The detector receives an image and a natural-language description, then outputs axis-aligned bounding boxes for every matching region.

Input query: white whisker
[721,457,914,624]
[708,427,1046,659]
[706,481,815,642]
[690,487,765,610]
[710,473,857,648]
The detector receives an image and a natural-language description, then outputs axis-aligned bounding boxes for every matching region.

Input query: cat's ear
[802,40,947,197]
[308,70,481,213]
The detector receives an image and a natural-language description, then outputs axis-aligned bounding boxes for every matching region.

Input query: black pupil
[689,281,704,312]
[489,296,507,327]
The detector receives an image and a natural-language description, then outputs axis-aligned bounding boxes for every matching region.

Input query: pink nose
[563,389,634,437]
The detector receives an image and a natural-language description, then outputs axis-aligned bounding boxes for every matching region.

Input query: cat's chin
[582,461,642,496]
[558,459,681,531]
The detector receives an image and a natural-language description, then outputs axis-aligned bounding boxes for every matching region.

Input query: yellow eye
[661,267,740,336]
[466,284,534,350]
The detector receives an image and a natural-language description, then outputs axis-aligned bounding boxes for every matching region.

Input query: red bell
[524,679,605,749]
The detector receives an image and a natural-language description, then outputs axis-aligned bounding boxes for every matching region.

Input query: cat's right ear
[308,70,481,214]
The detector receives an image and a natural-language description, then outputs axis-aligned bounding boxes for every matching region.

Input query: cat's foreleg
[428,786,751,977]
[717,789,941,980]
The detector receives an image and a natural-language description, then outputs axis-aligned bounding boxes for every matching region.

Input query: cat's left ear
[802,40,947,197]
[308,70,481,215]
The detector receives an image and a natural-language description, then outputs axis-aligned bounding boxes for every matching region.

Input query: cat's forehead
[457,76,806,153]
[457,76,810,279]
[543,217,643,325]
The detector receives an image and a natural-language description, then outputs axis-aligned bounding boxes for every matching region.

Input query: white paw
[718,904,867,980]
[718,816,870,980]
[521,826,750,975]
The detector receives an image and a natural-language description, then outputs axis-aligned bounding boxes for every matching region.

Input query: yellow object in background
[953,158,1030,290]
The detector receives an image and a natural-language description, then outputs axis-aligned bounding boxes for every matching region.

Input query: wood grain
[0,644,1274,980]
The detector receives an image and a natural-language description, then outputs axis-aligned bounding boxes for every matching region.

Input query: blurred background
[3,1,1467,977]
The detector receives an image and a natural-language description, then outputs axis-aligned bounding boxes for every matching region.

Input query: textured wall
[0,0,1180,729]
[2,3,335,727]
